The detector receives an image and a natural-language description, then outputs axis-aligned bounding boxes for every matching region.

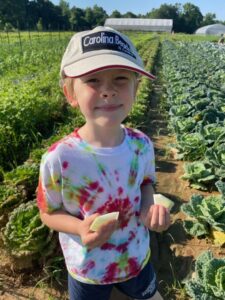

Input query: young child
[37,26,170,300]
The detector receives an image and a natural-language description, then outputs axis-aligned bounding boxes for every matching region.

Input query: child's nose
[100,83,116,99]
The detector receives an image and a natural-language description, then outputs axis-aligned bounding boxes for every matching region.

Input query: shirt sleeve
[37,152,63,213]
[141,138,156,186]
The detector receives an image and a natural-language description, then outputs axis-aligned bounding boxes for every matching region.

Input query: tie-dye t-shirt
[37,126,156,285]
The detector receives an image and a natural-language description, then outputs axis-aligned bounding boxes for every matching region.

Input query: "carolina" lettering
[83,32,114,47]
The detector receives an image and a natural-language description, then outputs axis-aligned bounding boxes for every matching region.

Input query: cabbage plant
[181,161,215,190]
[0,163,39,226]
[2,200,55,259]
[185,251,225,299]
[181,181,225,239]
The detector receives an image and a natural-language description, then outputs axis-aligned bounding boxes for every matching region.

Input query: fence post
[28,29,32,46]
[6,30,10,45]
[49,29,52,43]
[17,30,23,54]
[0,31,3,44]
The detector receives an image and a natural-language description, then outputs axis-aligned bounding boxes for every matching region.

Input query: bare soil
[0,82,223,300]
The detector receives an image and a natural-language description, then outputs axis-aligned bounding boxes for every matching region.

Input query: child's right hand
[78,213,118,250]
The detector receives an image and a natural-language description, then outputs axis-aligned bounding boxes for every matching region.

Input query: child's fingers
[85,219,117,249]
[150,205,170,232]
[149,205,159,230]
[158,206,170,227]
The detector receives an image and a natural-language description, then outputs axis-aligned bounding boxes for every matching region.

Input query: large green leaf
[183,220,209,237]
[181,194,205,219]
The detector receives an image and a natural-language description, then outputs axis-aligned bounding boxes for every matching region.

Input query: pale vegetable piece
[153,194,174,210]
[90,212,119,231]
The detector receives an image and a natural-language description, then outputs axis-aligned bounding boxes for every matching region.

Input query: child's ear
[63,84,78,108]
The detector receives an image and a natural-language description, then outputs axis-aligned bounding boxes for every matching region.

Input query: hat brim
[62,54,156,80]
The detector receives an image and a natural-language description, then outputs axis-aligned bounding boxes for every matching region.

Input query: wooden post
[18,30,23,54]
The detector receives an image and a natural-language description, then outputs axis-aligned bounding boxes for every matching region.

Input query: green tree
[0,0,28,29]
[123,12,137,18]
[92,5,108,26]
[147,4,179,19]
[201,13,217,27]
[83,5,107,28]
[58,0,70,29]
[70,7,88,31]
[84,7,93,27]
[109,10,122,18]
[59,0,70,16]
[181,2,203,33]
[147,4,180,32]
[4,22,15,31]
[26,0,39,29]
[36,18,43,31]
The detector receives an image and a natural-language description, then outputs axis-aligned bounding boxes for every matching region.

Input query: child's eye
[115,76,129,82]
[86,78,99,83]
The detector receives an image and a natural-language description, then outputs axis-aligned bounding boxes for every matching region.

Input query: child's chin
[95,117,125,127]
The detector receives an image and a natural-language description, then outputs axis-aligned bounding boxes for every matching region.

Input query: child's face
[66,69,138,128]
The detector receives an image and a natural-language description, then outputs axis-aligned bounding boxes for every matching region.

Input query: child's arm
[40,210,117,249]
[140,184,170,232]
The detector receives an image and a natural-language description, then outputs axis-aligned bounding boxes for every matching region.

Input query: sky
[51,0,225,21]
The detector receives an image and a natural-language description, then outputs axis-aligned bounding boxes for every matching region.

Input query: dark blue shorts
[68,261,157,300]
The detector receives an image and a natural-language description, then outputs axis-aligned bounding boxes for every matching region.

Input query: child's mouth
[95,104,123,111]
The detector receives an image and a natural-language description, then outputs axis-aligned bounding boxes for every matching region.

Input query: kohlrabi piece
[153,194,174,210]
[90,212,119,231]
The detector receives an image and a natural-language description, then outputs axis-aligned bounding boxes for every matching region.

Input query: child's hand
[79,213,118,249]
[141,204,170,232]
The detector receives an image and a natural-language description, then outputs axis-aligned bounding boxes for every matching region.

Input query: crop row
[0,37,76,170]
[160,40,225,299]
[161,40,225,190]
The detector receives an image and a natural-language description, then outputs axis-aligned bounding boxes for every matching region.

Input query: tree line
[0,0,224,34]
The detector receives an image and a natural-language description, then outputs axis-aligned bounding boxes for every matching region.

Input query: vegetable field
[0,31,225,300]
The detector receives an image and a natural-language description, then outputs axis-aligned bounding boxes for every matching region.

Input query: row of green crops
[158,37,225,299]
[161,40,225,190]
[0,36,77,170]
[0,34,160,268]
[182,184,225,299]
[128,35,160,128]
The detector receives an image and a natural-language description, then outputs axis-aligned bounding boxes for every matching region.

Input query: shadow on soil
[156,160,177,173]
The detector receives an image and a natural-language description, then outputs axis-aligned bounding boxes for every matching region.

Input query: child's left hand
[141,204,170,232]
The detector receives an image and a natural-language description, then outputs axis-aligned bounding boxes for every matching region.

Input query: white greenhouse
[104,18,173,32]
[195,23,225,35]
